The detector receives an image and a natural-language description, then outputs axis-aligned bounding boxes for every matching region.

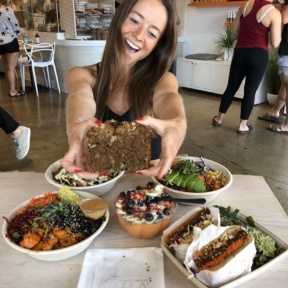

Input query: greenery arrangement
[265,47,281,95]
[214,26,236,59]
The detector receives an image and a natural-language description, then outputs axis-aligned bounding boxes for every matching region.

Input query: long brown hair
[94,0,177,120]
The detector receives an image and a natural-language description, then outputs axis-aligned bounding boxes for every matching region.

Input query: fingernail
[136,171,143,175]
[74,168,82,172]
[99,172,110,176]
[95,120,103,124]
[136,118,143,121]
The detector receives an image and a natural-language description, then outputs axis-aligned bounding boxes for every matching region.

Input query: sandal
[9,91,25,97]
[267,124,288,134]
[212,116,221,127]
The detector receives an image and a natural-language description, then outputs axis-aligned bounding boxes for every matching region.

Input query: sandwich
[192,226,253,271]
[163,207,219,247]
[184,225,256,287]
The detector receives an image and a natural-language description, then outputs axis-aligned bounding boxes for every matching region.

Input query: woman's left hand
[136,115,186,179]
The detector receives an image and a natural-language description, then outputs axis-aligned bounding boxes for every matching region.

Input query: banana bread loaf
[87,119,154,172]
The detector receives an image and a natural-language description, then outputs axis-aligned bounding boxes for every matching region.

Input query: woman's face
[121,0,168,66]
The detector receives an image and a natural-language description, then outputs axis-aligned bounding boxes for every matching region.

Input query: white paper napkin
[78,247,165,288]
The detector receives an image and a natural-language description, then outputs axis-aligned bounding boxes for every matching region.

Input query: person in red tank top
[212,0,281,134]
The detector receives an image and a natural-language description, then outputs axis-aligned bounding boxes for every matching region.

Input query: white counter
[19,33,187,94]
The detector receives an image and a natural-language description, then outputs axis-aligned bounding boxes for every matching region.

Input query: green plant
[265,47,281,94]
[214,26,236,54]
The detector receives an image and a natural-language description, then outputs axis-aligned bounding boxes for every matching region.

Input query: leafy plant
[214,26,236,54]
[265,47,281,94]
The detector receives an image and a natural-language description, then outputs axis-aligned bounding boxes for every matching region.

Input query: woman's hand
[136,115,186,179]
[61,117,100,179]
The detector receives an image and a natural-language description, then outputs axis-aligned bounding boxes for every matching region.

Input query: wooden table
[0,172,288,288]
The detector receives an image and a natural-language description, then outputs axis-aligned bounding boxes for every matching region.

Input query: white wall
[178,0,242,56]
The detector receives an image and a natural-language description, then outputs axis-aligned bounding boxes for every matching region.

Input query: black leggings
[219,48,268,120]
[0,106,19,134]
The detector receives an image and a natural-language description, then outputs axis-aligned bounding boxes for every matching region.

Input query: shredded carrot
[28,192,59,208]
[202,238,244,270]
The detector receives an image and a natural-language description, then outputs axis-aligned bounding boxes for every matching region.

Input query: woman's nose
[133,26,145,41]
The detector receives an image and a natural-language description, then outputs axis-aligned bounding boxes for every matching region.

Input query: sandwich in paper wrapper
[162,206,220,263]
[184,224,256,287]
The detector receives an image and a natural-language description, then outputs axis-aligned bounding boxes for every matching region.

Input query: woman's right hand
[61,117,100,179]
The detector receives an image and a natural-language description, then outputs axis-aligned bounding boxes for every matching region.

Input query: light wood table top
[0,172,288,288]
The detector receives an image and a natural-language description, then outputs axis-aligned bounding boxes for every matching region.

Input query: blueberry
[138,199,145,207]
[161,193,170,198]
[145,196,153,204]
[147,181,155,188]
[126,206,134,214]
[163,208,170,216]
[119,191,126,197]
[156,212,163,220]
[145,213,154,222]
[126,199,134,207]
[136,185,142,190]
[127,190,132,196]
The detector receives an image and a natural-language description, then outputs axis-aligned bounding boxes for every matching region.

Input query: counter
[18,33,187,93]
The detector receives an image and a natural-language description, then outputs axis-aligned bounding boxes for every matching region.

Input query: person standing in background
[0,106,31,160]
[0,0,25,97]
[258,1,288,133]
[212,0,281,134]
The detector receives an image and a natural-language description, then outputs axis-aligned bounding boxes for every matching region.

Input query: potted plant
[265,47,281,105]
[214,26,236,61]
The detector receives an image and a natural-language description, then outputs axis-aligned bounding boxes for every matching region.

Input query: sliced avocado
[164,172,180,184]
[184,176,206,192]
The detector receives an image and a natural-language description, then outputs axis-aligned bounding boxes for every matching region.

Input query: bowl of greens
[151,156,233,204]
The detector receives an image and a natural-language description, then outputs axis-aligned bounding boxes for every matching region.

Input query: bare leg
[268,78,286,118]
[3,52,20,95]
[269,72,288,131]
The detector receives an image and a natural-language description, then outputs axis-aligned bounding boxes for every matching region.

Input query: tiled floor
[1,75,287,214]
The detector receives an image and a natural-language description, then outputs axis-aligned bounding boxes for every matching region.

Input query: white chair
[18,42,61,97]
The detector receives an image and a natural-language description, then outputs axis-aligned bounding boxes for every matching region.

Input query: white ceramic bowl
[45,160,125,196]
[2,190,109,261]
[151,156,233,204]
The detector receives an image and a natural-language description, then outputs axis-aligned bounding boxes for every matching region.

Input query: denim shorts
[278,55,288,76]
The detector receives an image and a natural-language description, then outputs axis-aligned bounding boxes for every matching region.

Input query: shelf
[188,1,247,7]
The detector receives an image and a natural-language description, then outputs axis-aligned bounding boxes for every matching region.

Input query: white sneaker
[12,126,31,160]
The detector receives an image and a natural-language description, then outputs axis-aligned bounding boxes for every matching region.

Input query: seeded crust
[87,119,154,173]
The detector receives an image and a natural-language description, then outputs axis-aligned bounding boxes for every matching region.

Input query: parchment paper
[77,247,165,288]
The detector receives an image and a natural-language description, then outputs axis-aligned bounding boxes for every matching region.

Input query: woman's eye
[148,31,157,39]
[130,17,139,25]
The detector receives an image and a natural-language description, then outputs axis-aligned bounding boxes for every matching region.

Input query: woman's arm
[137,72,187,178]
[61,65,100,178]
[66,64,97,134]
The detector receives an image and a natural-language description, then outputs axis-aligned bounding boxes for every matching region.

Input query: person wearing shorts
[258,2,288,133]
[0,0,25,97]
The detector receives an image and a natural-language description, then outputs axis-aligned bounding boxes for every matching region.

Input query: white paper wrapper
[184,225,256,287]
[78,247,165,288]
[162,206,220,263]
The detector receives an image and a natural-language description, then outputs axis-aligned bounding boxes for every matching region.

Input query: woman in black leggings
[212,0,281,134]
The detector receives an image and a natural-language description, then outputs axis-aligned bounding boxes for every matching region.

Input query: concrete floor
[1,75,287,215]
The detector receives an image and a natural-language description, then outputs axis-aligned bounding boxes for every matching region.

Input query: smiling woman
[60,0,187,181]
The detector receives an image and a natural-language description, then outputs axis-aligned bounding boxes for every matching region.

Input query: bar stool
[18,42,61,97]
